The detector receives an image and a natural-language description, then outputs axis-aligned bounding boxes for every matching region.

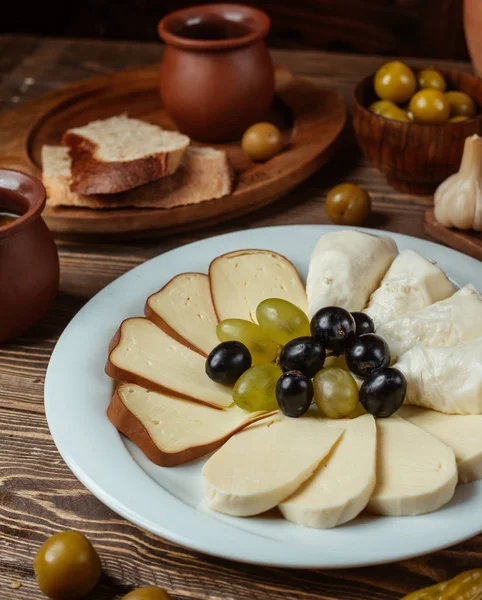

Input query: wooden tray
[0,65,346,240]
[424,208,482,261]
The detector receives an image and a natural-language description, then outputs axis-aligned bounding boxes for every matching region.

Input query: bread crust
[107,385,274,467]
[63,131,185,194]
[43,145,233,208]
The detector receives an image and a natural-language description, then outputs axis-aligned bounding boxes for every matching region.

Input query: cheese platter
[45,225,482,568]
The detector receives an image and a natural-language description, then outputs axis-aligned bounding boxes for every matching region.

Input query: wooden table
[1,35,480,600]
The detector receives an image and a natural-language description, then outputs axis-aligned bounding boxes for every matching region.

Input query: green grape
[216,319,278,365]
[313,367,358,418]
[256,298,310,345]
[233,363,282,412]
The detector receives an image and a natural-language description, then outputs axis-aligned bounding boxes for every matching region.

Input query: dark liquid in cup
[175,17,252,41]
[0,212,18,227]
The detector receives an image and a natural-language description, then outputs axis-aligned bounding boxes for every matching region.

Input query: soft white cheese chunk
[278,414,376,529]
[209,250,308,322]
[394,337,482,414]
[363,249,455,328]
[399,406,482,483]
[202,414,343,516]
[306,230,398,317]
[367,416,457,516]
[146,273,219,356]
[378,284,482,360]
[108,318,233,408]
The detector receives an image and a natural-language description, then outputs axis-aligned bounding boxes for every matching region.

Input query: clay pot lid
[0,169,46,238]
[158,3,271,52]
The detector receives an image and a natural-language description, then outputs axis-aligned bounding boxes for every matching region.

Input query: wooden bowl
[352,68,482,194]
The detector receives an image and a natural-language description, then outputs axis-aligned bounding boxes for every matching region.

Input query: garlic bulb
[434,134,482,231]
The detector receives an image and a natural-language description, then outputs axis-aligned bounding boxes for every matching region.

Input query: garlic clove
[434,134,482,232]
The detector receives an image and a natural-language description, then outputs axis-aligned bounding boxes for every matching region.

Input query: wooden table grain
[0,34,480,600]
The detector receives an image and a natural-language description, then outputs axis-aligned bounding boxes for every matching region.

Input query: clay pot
[464,0,482,76]
[158,4,275,142]
[0,170,59,343]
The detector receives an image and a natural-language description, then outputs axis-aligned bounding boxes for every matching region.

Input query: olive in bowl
[352,67,482,194]
[242,122,284,161]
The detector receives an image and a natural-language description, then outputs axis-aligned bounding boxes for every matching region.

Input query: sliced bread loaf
[61,116,190,194]
[42,145,233,209]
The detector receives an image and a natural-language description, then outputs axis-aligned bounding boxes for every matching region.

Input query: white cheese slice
[209,250,308,322]
[394,337,482,414]
[378,284,482,360]
[398,406,482,483]
[363,249,455,328]
[145,273,219,356]
[279,414,376,529]
[106,318,233,408]
[202,414,343,516]
[306,230,398,317]
[367,416,457,516]
[109,384,270,466]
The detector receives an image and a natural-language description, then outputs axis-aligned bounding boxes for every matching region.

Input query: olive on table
[445,90,477,118]
[325,183,372,226]
[409,89,450,124]
[417,69,446,92]
[241,122,284,161]
[34,531,101,600]
[374,61,417,104]
[122,587,172,600]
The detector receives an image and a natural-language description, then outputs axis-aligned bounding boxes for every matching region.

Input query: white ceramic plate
[45,225,482,569]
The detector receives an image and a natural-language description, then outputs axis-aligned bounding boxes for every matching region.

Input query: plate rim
[45,224,482,569]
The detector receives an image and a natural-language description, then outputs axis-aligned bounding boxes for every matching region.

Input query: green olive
[34,532,101,600]
[409,89,450,124]
[325,183,372,226]
[450,115,469,123]
[374,61,417,104]
[122,587,172,600]
[368,100,397,116]
[417,69,446,92]
[241,122,284,162]
[445,91,477,118]
[381,105,412,122]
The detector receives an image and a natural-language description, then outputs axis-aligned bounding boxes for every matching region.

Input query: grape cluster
[206,300,406,419]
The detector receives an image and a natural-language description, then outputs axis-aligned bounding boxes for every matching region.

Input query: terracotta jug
[158,3,275,142]
[0,170,59,343]
[464,0,482,76]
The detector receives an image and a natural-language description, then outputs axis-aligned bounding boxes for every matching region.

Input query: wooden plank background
[0,34,481,600]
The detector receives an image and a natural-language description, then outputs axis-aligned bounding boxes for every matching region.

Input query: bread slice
[42,145,233,209]
[108,383,272,467]
[61,116,190,194]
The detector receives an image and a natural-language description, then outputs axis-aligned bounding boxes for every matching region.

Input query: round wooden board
[0,64,346,240]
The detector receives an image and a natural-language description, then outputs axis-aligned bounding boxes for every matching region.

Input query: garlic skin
[434,134,482,231]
